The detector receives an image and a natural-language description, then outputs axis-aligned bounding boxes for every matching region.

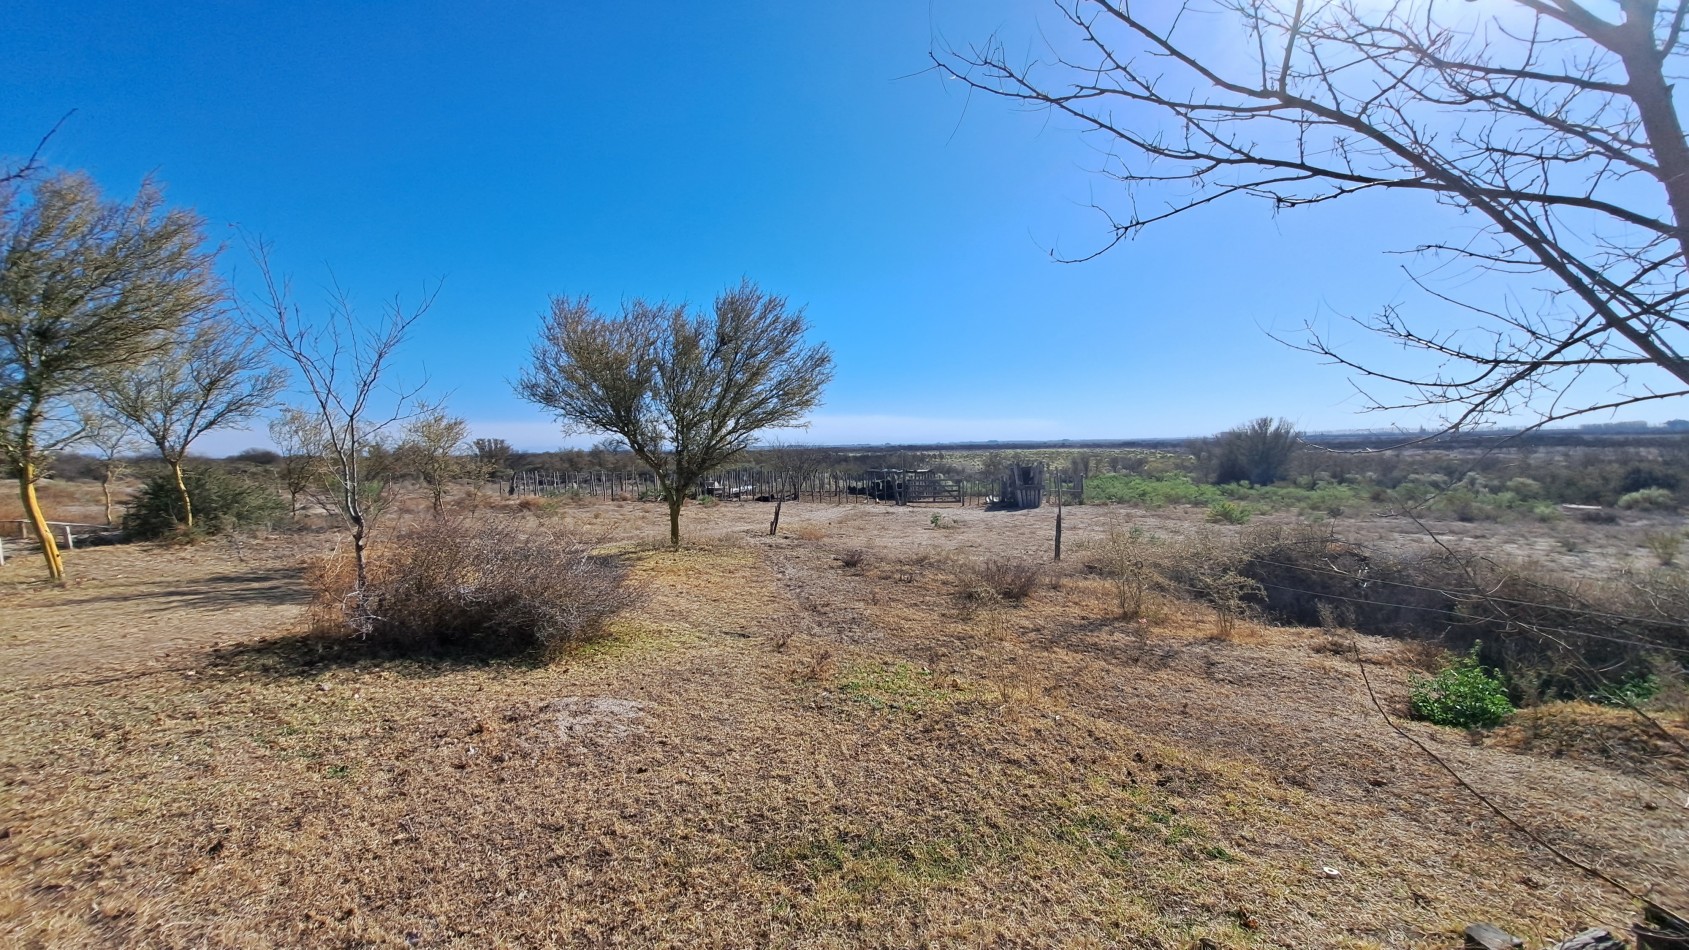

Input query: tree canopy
[1,171,219,578]
[517,280,834,547]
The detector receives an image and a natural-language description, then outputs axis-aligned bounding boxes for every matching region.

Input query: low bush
[124,467,287,540]
[1643,531,1683,566]
[1206,500,1252,525]
[307,515,639,656]
[1410,644,1515,729]
[1088,523,1165,620]
[1085,472,1223,508]
[972,557,1043,601]
[1589,674,1661,709]
[1617,486,1677,511]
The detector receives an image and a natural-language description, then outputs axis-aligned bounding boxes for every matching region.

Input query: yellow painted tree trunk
[169,459,194,529]
[18,462,65,581]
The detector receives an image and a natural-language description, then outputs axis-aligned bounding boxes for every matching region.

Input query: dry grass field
[2,496,1686,948]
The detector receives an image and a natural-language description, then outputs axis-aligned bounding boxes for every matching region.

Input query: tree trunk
[18,462,65,581]
[101,473,115,527]
[169,459,194,529]
[668,493,683,550]
[350,507,372,635]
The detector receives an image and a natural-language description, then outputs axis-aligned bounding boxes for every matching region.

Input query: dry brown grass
[1488,701,1689,778]
[1,498,1684,948]
[788,523,827,542]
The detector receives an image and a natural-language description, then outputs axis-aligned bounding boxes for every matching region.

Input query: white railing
[0,520,109,566]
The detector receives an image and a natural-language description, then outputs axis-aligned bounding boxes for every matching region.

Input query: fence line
[504,467,1011,507]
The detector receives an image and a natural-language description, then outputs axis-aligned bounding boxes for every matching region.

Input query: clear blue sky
[6,1,1659,453]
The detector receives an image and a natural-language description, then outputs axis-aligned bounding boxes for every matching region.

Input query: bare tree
[268,407,328,519]
[936,1,1689,432]
[1,172,218,580]
[517,280,834,548]
[398,409,472,516]
[101,316,286,529]
[759,437,832,499]
[245,240,434,630]
[75,408,142,526]
[2,114,70,187]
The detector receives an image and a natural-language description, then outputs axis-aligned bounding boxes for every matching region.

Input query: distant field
[2,496,1683,948]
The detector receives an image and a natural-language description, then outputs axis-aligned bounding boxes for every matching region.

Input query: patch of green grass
[752,829,977,888]
[837,661,965,712]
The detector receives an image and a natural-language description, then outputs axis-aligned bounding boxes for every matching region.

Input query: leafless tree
[245,240,434,630]
[74,407,142,526]
[936,0,1689,433]
[101,315,286,529]
[268,407,328,519]
[2,114,71,187]
[517,280,834,548]
[758,437,832,499]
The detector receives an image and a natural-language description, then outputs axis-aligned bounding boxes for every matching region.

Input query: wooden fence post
[1054,500,1063,562]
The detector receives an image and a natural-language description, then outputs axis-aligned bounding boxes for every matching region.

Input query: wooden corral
[1000,463,1045,509]
[509,467,975,506]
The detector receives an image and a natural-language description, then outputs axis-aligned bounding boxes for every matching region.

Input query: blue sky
[6,1,1666,453]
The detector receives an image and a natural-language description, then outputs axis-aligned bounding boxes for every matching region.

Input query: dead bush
[306,515,640,656]
[1086,521,1168,620]
[971,557,1044,602]
[1232,523,1689,700]
[837,548,866,569]
[1311,636,1355,658]
[790,524,827,542]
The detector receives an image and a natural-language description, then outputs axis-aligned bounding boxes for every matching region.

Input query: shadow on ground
[206,628,558,680]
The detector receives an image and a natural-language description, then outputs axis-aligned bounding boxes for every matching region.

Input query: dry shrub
[1490,701,1689,776]
[1234,523,1689,700]
[790,524,827,542]
[1086,522,1166,620]
[1393,638,1451,672]
[306,515,639,656]
[970,557,1044,602]
[837,548,866,569]
[793,647,837,682]
[1311,636,1355,657]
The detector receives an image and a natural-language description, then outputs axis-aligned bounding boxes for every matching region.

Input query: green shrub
[1617,486,1677,511]
[123,467,287,540]
[1409,644,1514,729]
[1206,500,1252,524]
[1085,473,1223,508]
[1590,674,1660,708]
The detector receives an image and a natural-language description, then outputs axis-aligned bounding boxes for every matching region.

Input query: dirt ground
[1,497,1685,948]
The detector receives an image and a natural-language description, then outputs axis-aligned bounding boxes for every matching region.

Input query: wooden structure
[894,470,963,505]
[0,520,108,566]
[999,463,1046,509]
[508,467,974,507]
